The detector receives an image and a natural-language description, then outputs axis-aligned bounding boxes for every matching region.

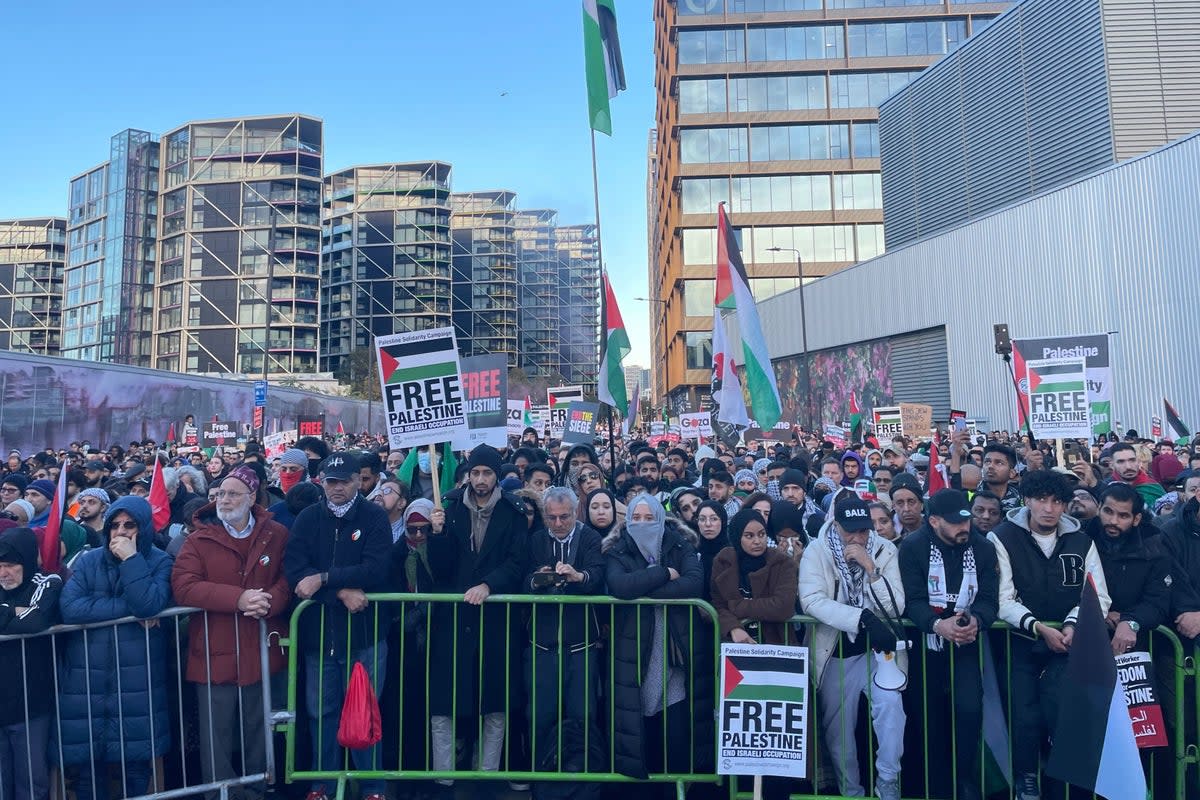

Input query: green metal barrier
[733,617,1195,800]
[279,593,722,800]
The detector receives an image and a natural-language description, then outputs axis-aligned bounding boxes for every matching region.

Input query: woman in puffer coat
[57,495,174,800]
[602,494,714,796]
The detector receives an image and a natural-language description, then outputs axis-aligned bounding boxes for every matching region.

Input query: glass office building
[649,0,1008,410]
[156,115,322,376]
[320,162,453,374]
[0,218,66,356]
[63,129,159,366]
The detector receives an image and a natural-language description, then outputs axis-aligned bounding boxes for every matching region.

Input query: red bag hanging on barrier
[337,661,382,749]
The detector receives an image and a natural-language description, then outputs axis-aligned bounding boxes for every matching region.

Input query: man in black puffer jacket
[0,526,62,800]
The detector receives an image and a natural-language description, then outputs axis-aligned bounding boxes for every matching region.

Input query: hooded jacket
[1160,497,1200,618]
[57,495,173,764]
[0,526,62,726]
[988,506,1109,635]
[602,515,714,778]
[171,501,291,685]
[839,451,866,487]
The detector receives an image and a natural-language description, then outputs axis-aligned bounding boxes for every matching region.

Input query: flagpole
[590,128,620,485]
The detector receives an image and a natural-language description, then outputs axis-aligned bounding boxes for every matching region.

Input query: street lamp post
[767,246,811,432]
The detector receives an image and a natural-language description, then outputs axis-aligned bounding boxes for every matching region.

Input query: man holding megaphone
[800,495,907,800]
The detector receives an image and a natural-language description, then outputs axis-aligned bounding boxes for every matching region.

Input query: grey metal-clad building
[746,131,1200,435]
[879,0,1200,250]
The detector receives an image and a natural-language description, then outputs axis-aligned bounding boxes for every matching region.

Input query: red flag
[167,422,177,443]
[39,464,69,573]
[927,433,948,495]
[337,420,346,435]
[149,458,171,531]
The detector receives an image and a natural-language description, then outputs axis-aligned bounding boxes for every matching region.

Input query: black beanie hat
[466,444,503,476]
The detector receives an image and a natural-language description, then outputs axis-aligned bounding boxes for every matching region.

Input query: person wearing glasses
[57,495,174,800]
[372,477,410,542]
[171,465,290,800]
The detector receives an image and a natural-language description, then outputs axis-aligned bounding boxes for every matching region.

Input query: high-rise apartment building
[320,162,453,374]
[0,218,66,356]
[156,114,322,376]
[515,209,562,379]
[63,129,160,366]
[451,191,519,360]
[553,223,600,392]
[650,0,1007,410]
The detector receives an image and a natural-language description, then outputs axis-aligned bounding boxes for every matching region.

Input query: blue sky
[0,1,656,365]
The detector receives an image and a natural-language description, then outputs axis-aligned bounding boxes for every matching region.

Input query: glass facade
[320,163,453,374]
[451,191,519,359]
[63,130,159,366]
[0,218,66,355]
[652,0,1008,405]
[156,115,322,376]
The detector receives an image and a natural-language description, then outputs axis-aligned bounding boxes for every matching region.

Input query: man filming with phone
[524,487,606,769]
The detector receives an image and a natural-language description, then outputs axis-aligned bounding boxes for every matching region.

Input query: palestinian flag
[597,270,630,415]
[523,396,535,428]
[926,435,948,495]
[377,336,458,386]
[716,204,782,430]
[622,384,640,436]
[1165,398,1190,439]
[1046,575,1146,799]
[166,422,177,444]
[39,462,70,573]
[849,391,863,442]
[712,308,750,428]
[723,653,805,704]
[1027,361,1086,395]
[149,457,171,532]
[583,0,625,136]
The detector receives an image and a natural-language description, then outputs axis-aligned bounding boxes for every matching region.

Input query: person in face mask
[396,446,445,502]
[295,436,330,481]
[603,494,713,788]
[276,449,309,496]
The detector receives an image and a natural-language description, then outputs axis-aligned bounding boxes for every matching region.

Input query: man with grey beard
[171,465,291,800]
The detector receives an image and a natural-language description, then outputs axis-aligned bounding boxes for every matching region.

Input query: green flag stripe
[1035,381,1085,394]
[386,360,459,384]
[1032,363,1084,376]
[727,685,805,703]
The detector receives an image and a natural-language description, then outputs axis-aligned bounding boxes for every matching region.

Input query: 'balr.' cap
[833,495,873,532]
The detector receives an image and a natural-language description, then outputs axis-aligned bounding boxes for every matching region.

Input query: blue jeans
[304,641,388,796]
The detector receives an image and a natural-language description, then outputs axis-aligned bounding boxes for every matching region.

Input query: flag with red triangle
[849,391,863,442]
[39,462,69,573]
[927,434,948,495]
[336,420,346,435]
[597,269,631,416]
[149,457,171,531]
[721,649,806,704]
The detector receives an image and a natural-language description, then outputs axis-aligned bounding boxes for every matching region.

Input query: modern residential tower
[649,0,1009,411]
[451,190,519,361]
[0,218,66,356]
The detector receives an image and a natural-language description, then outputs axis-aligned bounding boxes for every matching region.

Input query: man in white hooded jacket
[800,495,906,800]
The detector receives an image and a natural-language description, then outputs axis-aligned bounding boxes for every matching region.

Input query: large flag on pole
[583,0,625,135]
[712,309,750,428]
[597,270,631,415]
[39,462,69,573]
[849,391,863,442]
[1165,398,1191,439]
[715,203,782,430]
[1046,575,1147,800]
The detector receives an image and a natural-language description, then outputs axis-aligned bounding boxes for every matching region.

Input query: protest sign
[297,415,325,438]
[822,424,848,448]
[252,406,264,431]
[1024,358,1091,439]
[548,386,584,439]
[562,401,600,445]
[900,403,933,440]
[1151,416,1163,439]
[744,420,793,442]
[375,326,470,450]
[650,421,665,437]
[1013,333,1112,435]
[202,421,240,448]
[263,431,289,459]
[718,643,809,778]
[680,412,712,440]
[873,406,902,441]
[182,424,199,447]
[1115,652,1168,749]
[506,400,526,436]
[451,355,508,450]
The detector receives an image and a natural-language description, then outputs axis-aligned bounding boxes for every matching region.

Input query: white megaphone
[873,640,907,691]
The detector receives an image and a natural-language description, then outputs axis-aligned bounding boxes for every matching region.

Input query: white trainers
[875,776,900,800]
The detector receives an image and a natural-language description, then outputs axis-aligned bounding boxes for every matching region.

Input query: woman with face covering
[603,494,714,791]
[583,487,622,537]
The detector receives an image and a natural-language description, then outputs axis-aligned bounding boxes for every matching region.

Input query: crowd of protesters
[1,422,1199,800]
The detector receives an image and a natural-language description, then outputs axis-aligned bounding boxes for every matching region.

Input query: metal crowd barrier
[740,616,1196,800]
[279,593,723,800]
[0,606,276,800]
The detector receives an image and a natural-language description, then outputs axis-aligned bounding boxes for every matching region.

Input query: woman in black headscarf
[708,507,800,800]
[583,487,621,538]
[693,499,728,601]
